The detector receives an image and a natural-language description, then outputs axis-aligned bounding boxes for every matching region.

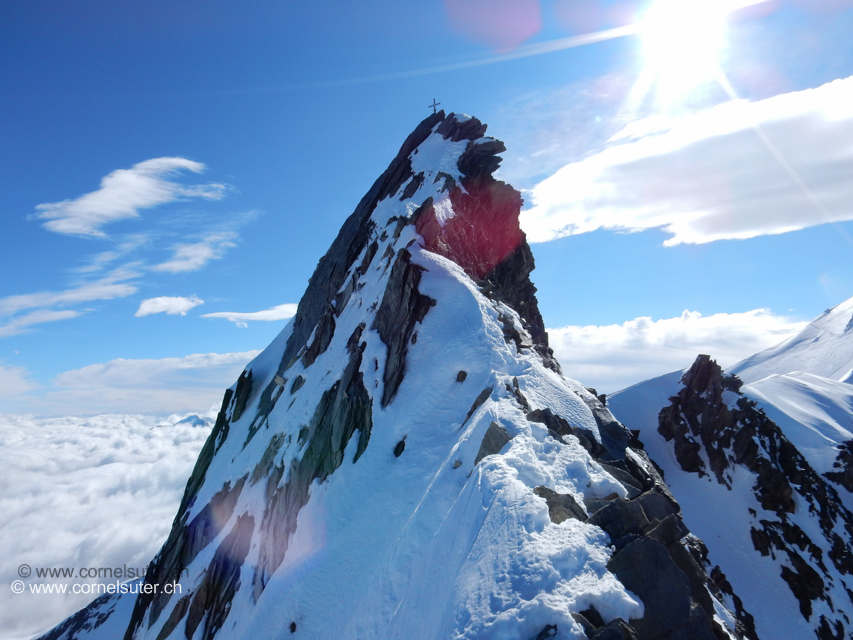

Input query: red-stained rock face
[416,178,524,281]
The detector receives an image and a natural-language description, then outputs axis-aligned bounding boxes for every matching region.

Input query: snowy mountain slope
[744,373,853,494]
[610,357,853,640]
[727,294,853,504]
[40,113,748,640]
[730,296,853,384]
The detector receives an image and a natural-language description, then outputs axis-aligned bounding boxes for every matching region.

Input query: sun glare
[641,0,729,93]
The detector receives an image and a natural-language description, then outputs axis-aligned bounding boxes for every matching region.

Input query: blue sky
[2,0,853,414]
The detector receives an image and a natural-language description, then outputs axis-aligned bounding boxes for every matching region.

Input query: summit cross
[428,99,441,114]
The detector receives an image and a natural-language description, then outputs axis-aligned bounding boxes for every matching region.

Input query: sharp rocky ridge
[41,113,750,640]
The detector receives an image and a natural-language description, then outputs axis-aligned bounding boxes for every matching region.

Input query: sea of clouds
[0,412,213,640]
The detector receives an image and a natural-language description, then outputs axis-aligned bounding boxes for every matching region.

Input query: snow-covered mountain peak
[730,295,853,384]
[41,113,747,640]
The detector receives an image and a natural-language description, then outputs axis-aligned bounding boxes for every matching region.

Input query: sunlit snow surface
[0,413,212,640]
[730,295,853,384]
[731,295,853,500]
[204,254,641,640]
[745,373,853,481]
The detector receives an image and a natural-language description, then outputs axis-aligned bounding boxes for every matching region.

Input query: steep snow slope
[730,296,853,384]
[744,373,853,473]
[610,358,853,640]
[728,295,853,503]
[744,372,853,505]
[40,113,747,640]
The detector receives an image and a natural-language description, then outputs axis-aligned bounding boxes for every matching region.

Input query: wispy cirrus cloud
[135,296,204,317]
[0,273,139,317]
[549,308,806,393]
[11,156,243,336]
[522,76,853,246]
[75,234,152,274]
[152,231,238,273]
[0,270,139,337]
[0,310,83,338]
[201,303,298,328]
[34,158,227,238]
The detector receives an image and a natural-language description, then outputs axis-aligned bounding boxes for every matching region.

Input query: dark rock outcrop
[184,513,255,640]
[231,370,253,423]
[531,624,559,640]
[527,407,608,459]
[533,486,587,523]
[301,307,336,367]
[371,248,436,406]
[607,538,694,639]
[825,440,853,493]
[523,401,743,640]
[580,399,633,461]
[36,591,123,640]
[124,478,246,639]
[394,437,406,457]
[588,618,639,640]
[461,387,493,429]
[474,422,512,465]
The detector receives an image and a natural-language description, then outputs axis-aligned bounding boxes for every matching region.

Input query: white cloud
[34,157,227,238]
[0,273,139,317]
[0,363,39,396]
[522,76,853,246]
[152,231,237,273]
[75,234,151,274]
[0,413,212,638]
[31,350,260,415]
[549,308,807,394]
[0,309,82,338]
[201,302,298,327]
[0,271,139,337]
[135,295,204,317]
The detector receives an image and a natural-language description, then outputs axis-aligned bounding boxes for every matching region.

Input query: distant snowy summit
[611,296,853,640]
[730,295,853,384]
[171,414,213,428]
[40,113,748,640]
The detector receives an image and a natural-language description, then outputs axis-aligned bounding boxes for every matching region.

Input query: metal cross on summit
[428,99,441,114]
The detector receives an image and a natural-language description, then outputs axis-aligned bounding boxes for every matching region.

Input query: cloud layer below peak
[521,76,853,246]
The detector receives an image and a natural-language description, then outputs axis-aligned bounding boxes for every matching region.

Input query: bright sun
[640,0,730,94]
